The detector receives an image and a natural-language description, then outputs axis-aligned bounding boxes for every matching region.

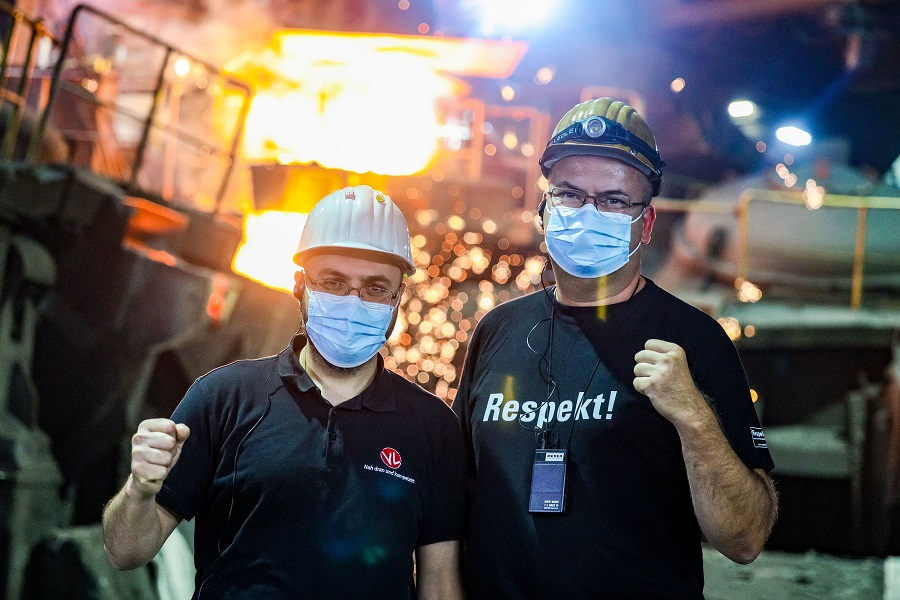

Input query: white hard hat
[293,185,416,276]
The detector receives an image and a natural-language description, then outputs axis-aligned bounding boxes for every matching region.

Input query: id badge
[528,448,567,513]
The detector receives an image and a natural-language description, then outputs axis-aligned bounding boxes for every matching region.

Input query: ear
[537,193,547,230]
[386,281,407,338]
[640,204,656,245]
[293,271,305,301]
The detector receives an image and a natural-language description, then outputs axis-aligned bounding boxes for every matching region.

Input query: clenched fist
[633,339,705,425]
[129,418,190,498]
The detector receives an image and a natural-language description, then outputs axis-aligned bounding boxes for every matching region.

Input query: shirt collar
[274,331,395,412]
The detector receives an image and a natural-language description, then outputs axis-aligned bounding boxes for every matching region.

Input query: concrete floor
[703,546,899,600]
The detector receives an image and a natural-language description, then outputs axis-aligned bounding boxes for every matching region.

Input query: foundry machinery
[0,4,299,598]
[0,2,899,599]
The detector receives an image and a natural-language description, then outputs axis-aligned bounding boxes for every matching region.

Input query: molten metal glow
[232,211,307,292]
[229,30,526,176]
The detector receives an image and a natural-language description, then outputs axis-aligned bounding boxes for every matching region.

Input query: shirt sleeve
[155,377,218,520]
[416,406,468,547]
[691,321,775,473]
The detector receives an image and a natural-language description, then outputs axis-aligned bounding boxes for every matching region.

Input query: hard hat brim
[293,243,416,277]
[540,144,662,196]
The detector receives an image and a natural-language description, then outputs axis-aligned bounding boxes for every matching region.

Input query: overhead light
[775,126,812,147]
[728,100,756,119]
[473,0,557,36]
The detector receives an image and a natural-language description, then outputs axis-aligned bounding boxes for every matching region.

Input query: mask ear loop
[631,204,648,224]
[627,204,651,258]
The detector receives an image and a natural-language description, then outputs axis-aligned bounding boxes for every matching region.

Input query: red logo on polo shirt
[381,447,402,469]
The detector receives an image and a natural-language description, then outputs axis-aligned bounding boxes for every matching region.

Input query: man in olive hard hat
[454,98,778,599]
[103,186,467,599]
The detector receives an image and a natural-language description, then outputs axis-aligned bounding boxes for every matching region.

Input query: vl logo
[380,447,402,469]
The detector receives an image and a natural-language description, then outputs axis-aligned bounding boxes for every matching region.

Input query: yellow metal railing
[653,190,900,310]
[0,0,57,161]
[652,197,737,215]
[28,4,253,211]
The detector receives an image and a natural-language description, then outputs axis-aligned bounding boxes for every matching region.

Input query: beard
[297,290,393,376]
[305,335,371,376]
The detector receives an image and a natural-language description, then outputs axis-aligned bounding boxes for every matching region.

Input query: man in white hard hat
[454,98,778,599]
[102,185,467,599]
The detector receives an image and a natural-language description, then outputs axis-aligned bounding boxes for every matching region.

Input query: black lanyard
[549,279,639,452]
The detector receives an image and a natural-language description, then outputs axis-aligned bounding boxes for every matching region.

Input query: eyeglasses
[306,274,400,304]
[547,187,649,213]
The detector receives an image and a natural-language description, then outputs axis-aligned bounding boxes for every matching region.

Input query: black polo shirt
[156,333,466,600]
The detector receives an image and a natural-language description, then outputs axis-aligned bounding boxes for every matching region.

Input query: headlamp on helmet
[540,97,666,196]
[547,116,664,177]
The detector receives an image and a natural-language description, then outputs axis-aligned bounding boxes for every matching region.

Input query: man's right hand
[128,418,190,497]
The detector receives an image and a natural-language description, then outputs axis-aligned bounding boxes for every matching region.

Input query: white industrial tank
[668,159,900,290]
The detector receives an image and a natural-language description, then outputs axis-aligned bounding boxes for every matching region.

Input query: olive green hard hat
[539,97,665,196]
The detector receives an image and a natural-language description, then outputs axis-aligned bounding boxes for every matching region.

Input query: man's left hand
[633,339,705,424]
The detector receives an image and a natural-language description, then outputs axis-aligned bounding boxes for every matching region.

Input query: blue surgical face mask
[305,290,395,368]
[545,204,644,279]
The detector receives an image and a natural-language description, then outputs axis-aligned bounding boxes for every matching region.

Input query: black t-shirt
[157,333,467,600]
[454,279,773,600]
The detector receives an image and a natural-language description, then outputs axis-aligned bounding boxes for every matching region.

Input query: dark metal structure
[0,4,298,598]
